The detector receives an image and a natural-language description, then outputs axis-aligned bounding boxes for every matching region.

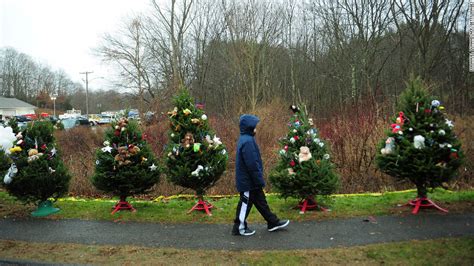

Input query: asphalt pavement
[0,212,472,250]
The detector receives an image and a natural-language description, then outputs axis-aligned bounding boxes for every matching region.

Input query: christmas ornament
[3,163,17,184]
[289,137,296,144]
[287,168,295,175]
[318,142,325,148]
[438,129,446,136]
[191,118,200,124]
[381,137,395,155]
[431,100,440,108]
[308,118,314,126]
[284,145,289,151]
[191,165,204,176]
[413,135,425,149]
[181,132,195,148]
[298,146,312,163]
[212,136,222,146]
[101,146,113,153]
[201,114,207,120]
[193,143,201,152]
[289,160,296,167]
[279,149,286,155]
[183,109,192,115]
[0,126,16,153]
[167,107,178,117]
[48,167,56,174]
[290,105,300,113]
[149,163,157,171]
[445,119,454,128]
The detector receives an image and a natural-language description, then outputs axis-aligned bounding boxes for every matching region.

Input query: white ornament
[413,135,425,149]
[323,154,330,160]
[205,135,213,144]
[115,125,119,130]
[431,100,441,108]
[212,136,222,146]
[381,137,395,155]
[201,114,208,120]
[103,141,110,147]
[313,138,320,144]
[48,167,56,174]
[221,149,227,155]
[398,131,403,135]
[445,119,454,128]
[290,137,296,144]
[0,126,16,154]
[171,133,175,138]
[438,129,446,136]
[149,163,157,171]
[191,165,204,176]
[121,127,126,132]
[279,149,286,155]
[3,163,17,184]
[409,128,413,132]
[96,160,100,165]
[101,146,113,153]
[318,142,325,148]
[293,129,297,133]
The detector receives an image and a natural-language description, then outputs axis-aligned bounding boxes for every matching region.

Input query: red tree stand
[187,196,213,216]
[111,195,136,215]
[297,196,328,214]
[405,197,448,214]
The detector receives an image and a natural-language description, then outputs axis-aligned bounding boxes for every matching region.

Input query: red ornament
[142,134,148,141]
[294,136,299,140]
[424,109,432,114]
[450,152,459,159]
[114,130,120,136]
[284,145,288,151]
[290,160,296,167]
[40,144,47,151]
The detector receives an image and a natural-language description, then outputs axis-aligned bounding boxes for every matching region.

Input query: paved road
[0,213,473,250]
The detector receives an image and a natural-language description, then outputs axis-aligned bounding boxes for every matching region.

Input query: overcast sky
[0,0,151,90]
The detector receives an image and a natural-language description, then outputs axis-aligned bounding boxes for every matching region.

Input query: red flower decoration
[290,160,296,167]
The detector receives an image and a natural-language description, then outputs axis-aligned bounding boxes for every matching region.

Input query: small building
[0,97,38,117]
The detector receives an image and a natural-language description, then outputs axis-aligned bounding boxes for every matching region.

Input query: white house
[0,97,37,117]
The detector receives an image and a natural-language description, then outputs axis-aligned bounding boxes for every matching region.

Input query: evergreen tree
[3,121,71,217]
[91,116,160,213]
[164,88,228,214]
[376,77,464,212]
[269,106,338,212]
[7,117,20,134]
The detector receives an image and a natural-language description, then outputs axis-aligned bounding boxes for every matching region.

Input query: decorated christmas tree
[269,106,339,214]
[164,88,228,215]
[376,77,464,214]
[3,121,71,217]
[91,116,160,214]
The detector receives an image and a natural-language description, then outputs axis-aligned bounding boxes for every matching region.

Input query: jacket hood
[239,114,260,135]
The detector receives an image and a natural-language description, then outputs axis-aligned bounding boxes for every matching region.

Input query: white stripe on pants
[238,191,250,232]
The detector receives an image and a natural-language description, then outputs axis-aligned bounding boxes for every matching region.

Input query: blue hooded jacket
[235,114,265,192]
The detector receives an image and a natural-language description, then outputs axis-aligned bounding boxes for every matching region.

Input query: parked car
[98,114,112,124]
[61,117,93,130]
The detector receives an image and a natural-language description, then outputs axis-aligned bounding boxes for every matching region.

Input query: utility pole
[79,71,93,117]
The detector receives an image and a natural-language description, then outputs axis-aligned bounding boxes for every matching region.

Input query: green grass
[0,188,473,223]
[0,237,473,265]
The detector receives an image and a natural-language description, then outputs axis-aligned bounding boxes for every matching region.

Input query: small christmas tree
[91,116,160,214]
[269,106,339,214]
[376,77,464,214]
[3,121,71,217]
[164,88,228,215]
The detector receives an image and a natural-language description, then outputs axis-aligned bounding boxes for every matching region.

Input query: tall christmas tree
[3,121,71,217]
[376,77,464,214]
[269,106,339,214]
[91,116,160,214]
[164,88,228,215]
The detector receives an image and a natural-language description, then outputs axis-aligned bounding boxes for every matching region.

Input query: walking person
[232,114,290,236]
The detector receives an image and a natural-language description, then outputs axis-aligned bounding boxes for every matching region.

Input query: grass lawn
[0,237,473,265]
[0,188,473,223]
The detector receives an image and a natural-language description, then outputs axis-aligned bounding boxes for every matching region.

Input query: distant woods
[1,0,472,117]
[95,0,472,117]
